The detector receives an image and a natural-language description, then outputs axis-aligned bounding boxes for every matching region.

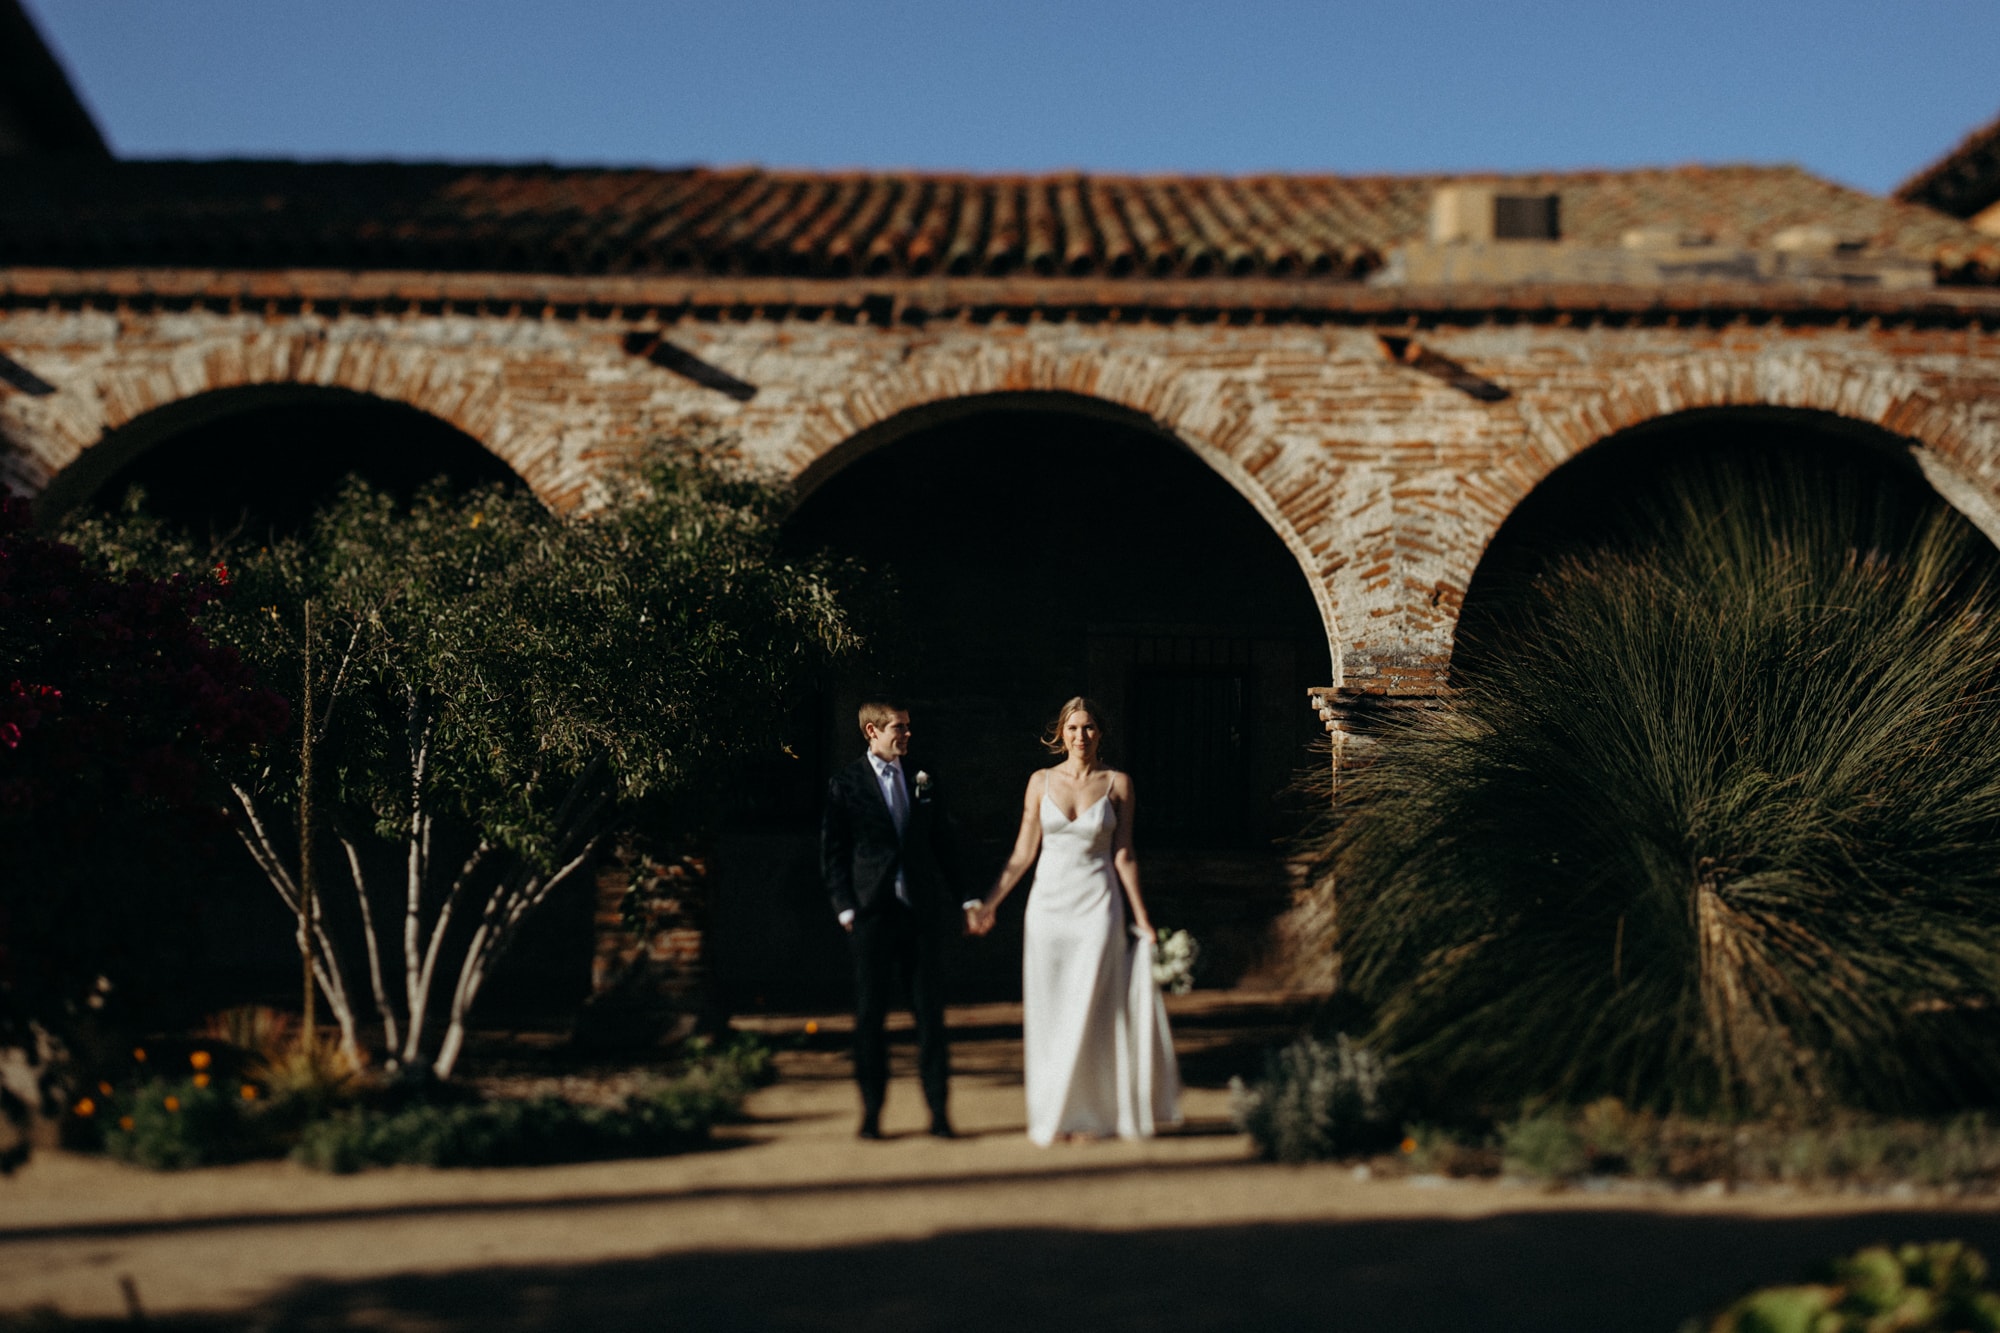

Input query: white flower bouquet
[1150,927,1200,995]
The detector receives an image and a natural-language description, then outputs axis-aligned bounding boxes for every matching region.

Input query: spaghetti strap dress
[1021,784,1182,1145]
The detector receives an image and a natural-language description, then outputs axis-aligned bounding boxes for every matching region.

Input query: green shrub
[1398,1101,2000,1190]
[292,1068,746,1173]
[680,1031,778,1092]
[1230,1034,1396,1162]
[101,1077,253,1170]
[1310,452,2000,1116]
[1697,1242,2000,1333]
[1499,1109,1588,1180]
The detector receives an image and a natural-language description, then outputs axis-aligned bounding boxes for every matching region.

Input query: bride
[969,697,1181,1145]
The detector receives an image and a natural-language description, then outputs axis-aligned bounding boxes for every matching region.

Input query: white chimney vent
[1431,185,1560,244]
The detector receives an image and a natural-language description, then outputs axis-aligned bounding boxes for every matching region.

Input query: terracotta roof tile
[1897,110,2000,221]
[0,159,1995,284]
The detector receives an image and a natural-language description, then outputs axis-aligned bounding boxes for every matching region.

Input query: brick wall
[7,292,1999,718]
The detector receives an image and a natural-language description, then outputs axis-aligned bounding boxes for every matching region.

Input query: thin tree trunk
[401,828,483,1066]
[231,783,360,1061]
[339,830,400,1055]
[398,708,432,1063]
[431,833,603,1079]
[299,598,318,1049]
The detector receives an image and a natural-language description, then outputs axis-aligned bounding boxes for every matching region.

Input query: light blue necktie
[885,761,908,834]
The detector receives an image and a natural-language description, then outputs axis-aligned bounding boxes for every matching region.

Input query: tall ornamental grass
[1316,454,2000,1116]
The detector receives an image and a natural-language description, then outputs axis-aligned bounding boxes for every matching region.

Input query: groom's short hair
[857,699,906,736]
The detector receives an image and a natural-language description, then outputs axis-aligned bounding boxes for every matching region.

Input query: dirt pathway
[5,996,2000,1330]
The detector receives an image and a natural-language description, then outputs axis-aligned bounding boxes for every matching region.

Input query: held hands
[963,901,997,937]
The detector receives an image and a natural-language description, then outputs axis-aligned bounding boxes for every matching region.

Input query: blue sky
[22,1,2000,195]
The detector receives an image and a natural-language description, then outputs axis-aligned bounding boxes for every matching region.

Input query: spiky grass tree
[1314,452,2000,1116]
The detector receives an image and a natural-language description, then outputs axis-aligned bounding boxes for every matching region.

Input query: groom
[821,700,965,1139]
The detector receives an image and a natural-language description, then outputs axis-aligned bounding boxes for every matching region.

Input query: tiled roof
[0,158,1995,283]
[1896,110,2000,222]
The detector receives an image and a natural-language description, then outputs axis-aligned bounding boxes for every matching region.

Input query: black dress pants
[850,902,949,1119]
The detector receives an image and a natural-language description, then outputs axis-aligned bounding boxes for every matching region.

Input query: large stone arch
[786,354,1344,679]
[13,329,554,516]
[1455,350,2000,605]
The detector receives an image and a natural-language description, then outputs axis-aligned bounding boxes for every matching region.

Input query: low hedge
[293,1067,741,1173]
[68,1032,775,1172]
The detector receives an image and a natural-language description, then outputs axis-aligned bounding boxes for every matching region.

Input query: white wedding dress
[1022,787,1182,1145]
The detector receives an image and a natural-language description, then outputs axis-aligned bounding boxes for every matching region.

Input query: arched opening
[1455,407,1992,679]
[44,383,520,532]
[712,405,1333,1009]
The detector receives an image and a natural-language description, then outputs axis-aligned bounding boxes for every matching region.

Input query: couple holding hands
[821,696,1182,1146]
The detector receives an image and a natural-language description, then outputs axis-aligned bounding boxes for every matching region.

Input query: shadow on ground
[94,1209,2000,1332]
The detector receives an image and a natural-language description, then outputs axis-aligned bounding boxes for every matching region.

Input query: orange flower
[804,1020,819,1035]
[74,1098,96,1117]
[1400,1136,1418,1155]
[97,1081,113,1095]
[132,1047,147,1063]
[189,1050,212,1071]
[163,1096,180,1113]
[118,1116,134,1132]
[239,1084,259,1102]
[192,1073,211,1089]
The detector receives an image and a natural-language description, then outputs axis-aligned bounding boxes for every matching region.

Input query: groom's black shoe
[858,1112,884,1141]
[928,1116,957,1139]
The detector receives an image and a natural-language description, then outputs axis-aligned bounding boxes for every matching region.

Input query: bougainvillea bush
[0,492,286,1167]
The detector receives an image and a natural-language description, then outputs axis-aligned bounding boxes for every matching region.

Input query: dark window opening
[1494,194,1560,241]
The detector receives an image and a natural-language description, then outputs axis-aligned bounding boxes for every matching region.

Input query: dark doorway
[76,385,518,537]
[1455,408,1961,681]
[712,408,1331,1010]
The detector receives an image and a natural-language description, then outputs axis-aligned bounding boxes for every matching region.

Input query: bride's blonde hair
[1041,696,1107,756]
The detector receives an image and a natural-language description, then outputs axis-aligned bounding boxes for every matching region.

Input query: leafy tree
[1305,452,2000,1117]
[71,445,862,1078]
[0,492,285,1168]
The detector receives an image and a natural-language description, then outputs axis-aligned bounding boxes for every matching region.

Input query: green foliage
[71,441,861,862]
[74,1031,774,1173]
[1699,1242,2000,1333]
[1229,1034,1397,1162]
[1499,1109,1588,1180]
[100,1077,252,1171]
[291,1067,745,1173]
[67,442,867,1073]
[679,1031,778,1090]
[1400,1100,2000,1190]
[1310,452,2000,1116]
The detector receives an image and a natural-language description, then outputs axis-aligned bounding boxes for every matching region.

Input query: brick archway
[790,359,1344,678]
[20,332,547,517]
[1463,351,2000,596]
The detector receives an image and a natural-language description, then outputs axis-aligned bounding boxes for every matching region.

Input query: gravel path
[5,995,2000,1331]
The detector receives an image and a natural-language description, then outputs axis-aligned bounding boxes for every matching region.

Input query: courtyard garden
[2,438,863,1172]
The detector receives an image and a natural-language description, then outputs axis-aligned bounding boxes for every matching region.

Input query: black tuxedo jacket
[821,757,961,923]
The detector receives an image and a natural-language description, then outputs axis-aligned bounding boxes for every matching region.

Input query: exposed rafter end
[1378,334,1509,403]
[0,349,56,396]
[622,332,758,402]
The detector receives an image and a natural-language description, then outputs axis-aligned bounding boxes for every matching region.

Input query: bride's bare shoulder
[1106,768,1134,797]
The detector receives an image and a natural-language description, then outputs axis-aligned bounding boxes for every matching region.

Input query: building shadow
[141,1208,2000,1332]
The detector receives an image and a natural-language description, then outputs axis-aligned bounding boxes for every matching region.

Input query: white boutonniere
[913,770,932,799]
